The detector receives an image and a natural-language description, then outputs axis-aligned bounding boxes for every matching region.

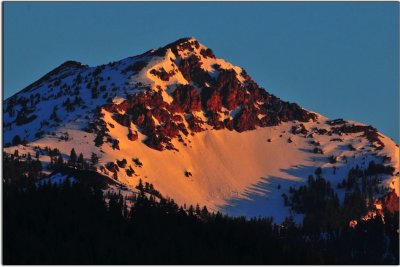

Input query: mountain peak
[4,37,318,149]
[152,37,215,60]
[3,38,399,226]
[163,37,199,48]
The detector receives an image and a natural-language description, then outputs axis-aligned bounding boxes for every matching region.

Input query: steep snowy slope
[3,38,398,222]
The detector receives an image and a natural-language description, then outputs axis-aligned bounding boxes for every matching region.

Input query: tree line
[3,173,398,264]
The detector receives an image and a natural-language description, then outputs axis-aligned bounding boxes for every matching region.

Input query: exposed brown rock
[200,48,216,59]
[150,68,175,81]
[381,190,399,214]
[128,129,138,141]
[234,109,258,132]
[93,44,319,152]
[172,85,201,113]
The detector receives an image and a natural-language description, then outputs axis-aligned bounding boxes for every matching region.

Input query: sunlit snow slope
[4,38,399,222]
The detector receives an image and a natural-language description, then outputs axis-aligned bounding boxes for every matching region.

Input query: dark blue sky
[4,2,399,142]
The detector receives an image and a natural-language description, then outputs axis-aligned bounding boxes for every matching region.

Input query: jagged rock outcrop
[90,38,319,150]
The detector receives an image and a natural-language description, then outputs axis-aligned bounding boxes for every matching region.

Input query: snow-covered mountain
[3,37,399,222]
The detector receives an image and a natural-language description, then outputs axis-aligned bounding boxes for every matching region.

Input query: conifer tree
[69,148,77,166]
[137,179,144,192]
[201,206,209,218]
[12,135,21,146]
[315,167,322,176]
[50,106,60,122]
[188,205,194,217]
[56,155,64,169]
[77,153,84,169]
[90,152,99,167]
[195,204,201,216]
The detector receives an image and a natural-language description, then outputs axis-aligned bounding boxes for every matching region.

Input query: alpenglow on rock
[3,37,399,222]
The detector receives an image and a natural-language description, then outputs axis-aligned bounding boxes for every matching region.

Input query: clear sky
[4,2,399,143]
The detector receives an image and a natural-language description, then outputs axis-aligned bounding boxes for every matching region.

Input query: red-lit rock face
[381,190,399,214]
[96,39,317,151]
[172,85,201,113]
